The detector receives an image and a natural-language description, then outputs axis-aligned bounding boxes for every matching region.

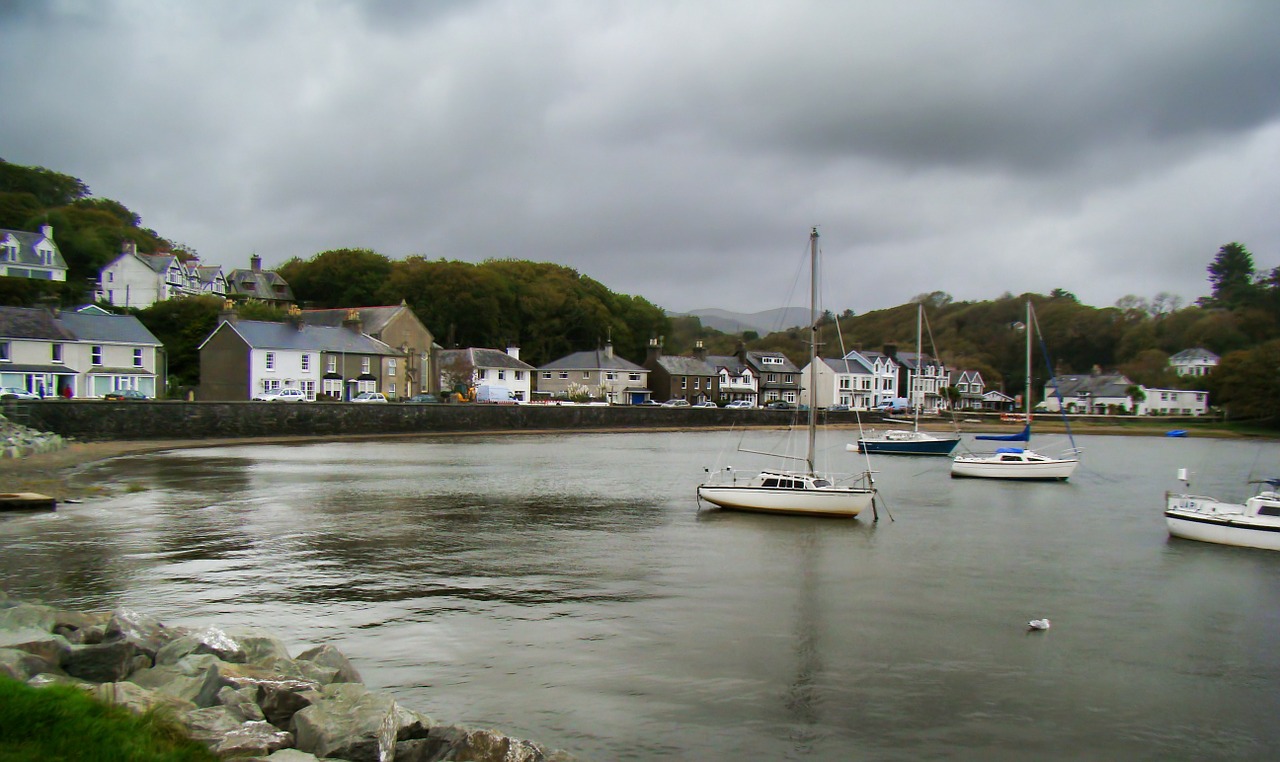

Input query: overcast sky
[4,1,1279,316]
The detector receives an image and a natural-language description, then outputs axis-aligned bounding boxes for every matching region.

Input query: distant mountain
[671,307,813,336]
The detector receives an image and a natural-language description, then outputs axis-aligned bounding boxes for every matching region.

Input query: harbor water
[3,430,1279,760]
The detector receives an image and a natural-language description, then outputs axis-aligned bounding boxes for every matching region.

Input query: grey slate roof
[822,354,875,374]
[540,347,645,372]
[438,348,535,371]
[0,307,74,341]
[742,351,800,373]
[301,305,405,335]
[226,268,295,302]
[0,227,68,271]
[58,312,161,346]
[704,354,749,374]
[1046,373,1134,398]
[204,319,399,355]
[657,355,716,376]
[1169,347,1219,363]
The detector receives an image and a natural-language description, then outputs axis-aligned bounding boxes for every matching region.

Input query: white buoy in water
[1027,618,1051,631]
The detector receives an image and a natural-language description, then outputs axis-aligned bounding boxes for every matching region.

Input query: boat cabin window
[812,479,831,488]
[762,478,779,488]
[1257,505,1280,517]
[999,455,1022,462]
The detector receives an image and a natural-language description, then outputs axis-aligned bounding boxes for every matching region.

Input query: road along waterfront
[3,430,1279,759]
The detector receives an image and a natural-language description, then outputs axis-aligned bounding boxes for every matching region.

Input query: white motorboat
[949,301,1081,481]
[698,228,876,518]
[1165,473,1280,551]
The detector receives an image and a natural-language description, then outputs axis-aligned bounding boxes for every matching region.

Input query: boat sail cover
[975,424,1031,442]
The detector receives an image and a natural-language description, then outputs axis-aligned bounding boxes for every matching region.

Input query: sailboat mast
[914,303,923,433]
[807,227,819,473]
[1024,300,1032,419]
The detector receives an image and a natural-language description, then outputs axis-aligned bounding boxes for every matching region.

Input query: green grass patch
[0,677,215,762]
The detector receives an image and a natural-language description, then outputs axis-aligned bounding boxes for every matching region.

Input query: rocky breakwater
[0,411,65,459]
[0,593,574,761]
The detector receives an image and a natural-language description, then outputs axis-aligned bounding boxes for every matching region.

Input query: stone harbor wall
[0,412,65,459]
[0,592,574,761]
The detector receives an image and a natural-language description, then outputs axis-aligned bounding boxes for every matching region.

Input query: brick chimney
[342,309,363,334]
[693,340,707,361]
[250,254,262,272]
[285,304,303,331]
[121,240,137,256]
[219,299,238,325]
[646,337,663,364]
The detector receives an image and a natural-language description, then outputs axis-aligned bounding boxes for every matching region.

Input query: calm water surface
[3,430,1280,760]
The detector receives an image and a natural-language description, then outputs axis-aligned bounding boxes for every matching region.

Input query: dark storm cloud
[2,0,1279,315]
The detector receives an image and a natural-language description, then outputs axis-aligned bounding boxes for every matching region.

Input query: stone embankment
[0,593,573,761]
[0,412,65,459]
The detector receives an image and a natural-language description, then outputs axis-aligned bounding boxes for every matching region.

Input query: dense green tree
[1206,242,1258,309]
[279,248,394,309]
[135,296,224,389]
[1204,340,1280,421]
[0,159,90,207]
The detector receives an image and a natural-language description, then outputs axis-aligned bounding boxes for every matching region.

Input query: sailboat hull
[853,435,959,456]
[697,484,873,517]
[950,452,1078,480]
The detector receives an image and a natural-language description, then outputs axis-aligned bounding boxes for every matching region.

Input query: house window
[133,348,143,367]
[681,377,687,390]
[361,357,371,374]
[301,354,311,372]
[542,372,552,379]
[784,375,793,383]
[606,372,616,380]
[327,356,337,374]
[263,379,280,392]
[629,373,640,381]
[388,358,397,375]
[767,374,776,383]
[265,352,275,370]
[559,372,569,379]
[498,370,506,381]
[582,371,590,379]
[92,345,103,365]
[0,342,9,361]
[389,382,396,397]
[515,371,523,380]
[301,380,316,400]
[52,344,63,364]
[323,378,343,398]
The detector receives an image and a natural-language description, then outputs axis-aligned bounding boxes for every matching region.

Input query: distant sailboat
[950,301,1081,480]
[698,228,877,517]
[850,303,960,457]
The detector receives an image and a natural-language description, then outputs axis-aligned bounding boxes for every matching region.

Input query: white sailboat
[1165,469,1280,551]
[850,303,960,456]
[697,228,877,518]
[950,300,1081,481]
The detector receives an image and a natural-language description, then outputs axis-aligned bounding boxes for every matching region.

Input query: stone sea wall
[0,593,573,761]
[10,399,832,442]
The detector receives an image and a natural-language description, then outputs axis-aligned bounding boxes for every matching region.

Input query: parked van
[474,385,517,404]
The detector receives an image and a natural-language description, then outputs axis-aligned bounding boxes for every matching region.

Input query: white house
[437,346,535,402]
[0,225,68,282]
[704,352,757,406]
[96,241,228,308]
[1138,388,1210,416]
[0,305,162,398]
[802,352,885,410]
[1042,373,1136,414]
[844,349,900,408]
[1168,348,1219,377]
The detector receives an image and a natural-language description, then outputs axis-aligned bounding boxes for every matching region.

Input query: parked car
[661,399,691,407]
[104,389,149,401]
[252,388,307,402]
[691,401,718,408]
[765,401,795,410]
[405,393,442,404]
[826,404,850,412]
[635,400,661,407]
[352,392,388,403]
[725,400,753,409]
[0,387,40,400]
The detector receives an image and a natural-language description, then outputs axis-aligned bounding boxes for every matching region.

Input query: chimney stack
[693,340,707,361]
[646,336,662,364]
[342,309,363,334]
[250,254,262,272]
[219,299,238,325]
[506,346,520,360]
